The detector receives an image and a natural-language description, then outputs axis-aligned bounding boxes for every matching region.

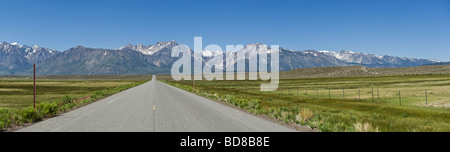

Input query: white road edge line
[108,99,116,104]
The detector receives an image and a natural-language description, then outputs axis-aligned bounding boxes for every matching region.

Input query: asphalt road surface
[17,75,296,132]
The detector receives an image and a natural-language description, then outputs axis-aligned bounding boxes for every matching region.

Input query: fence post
[329,88,331,99]
[317,88,319,98]
[377,88,380,102]
[425,89,428,105]
[358,89,361,101]
[343,88,345,99]
[399,89,402,106]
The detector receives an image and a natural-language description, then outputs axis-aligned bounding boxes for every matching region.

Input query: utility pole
[33,63,36,109]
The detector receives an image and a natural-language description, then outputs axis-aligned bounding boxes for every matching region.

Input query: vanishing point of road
[18,76,298,132]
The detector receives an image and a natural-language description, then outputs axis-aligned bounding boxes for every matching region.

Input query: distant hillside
[423,62,450,66]
[281,65,450,78]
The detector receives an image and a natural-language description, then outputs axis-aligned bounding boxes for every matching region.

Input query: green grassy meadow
[0,80,136,110]
[159,74,450,132]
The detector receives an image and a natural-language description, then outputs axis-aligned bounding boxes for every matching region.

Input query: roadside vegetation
[158,73,450,132]
[0,75,151,131]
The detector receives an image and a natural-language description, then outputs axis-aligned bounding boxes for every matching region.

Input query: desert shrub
[90,90,111,100]
[90,83,140,101]
[317,121,348,132]
[205,92,219,100]
[307,119,322,129]
[353,122,380,132]
[37,102,58,118]
[255,108,269,115]
[287,112,296,122]
[67,103,77,109]
[318,123,334,132]
[281,111,290,123]
[59,105,67,113]
[59,103,76,113]
[95,90,105,96]
[248,99,261,110]
[81,99,90,104]
[271,108,282,119]
[268,107,276,114]
[0,108,13,130]
[0,121,4,130]
[296,108,314,123]
[61,95,73,105]
[19,107,41,123]
[224,94,236,104]
[90,93,99,100]
[235,98,248,109]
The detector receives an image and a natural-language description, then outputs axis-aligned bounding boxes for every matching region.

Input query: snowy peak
[301,50,322,57]
[11,42,23,48]
[199,50,223,57]
[319,50,440,65]
[120,40,178,55]
[0,42,59,64]
[319,50,362,60]
[319,50,339,58]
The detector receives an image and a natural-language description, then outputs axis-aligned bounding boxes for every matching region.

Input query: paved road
[18,75,296,132]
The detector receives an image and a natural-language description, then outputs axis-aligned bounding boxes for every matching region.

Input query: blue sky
[1,0,449,61]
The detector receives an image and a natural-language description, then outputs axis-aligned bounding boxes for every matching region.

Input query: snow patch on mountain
[0,42,59,63]
[120,40,178,55]
[200,50,223,57]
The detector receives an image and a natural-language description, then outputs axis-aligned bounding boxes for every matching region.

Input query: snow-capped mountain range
[192,46,440,71]
[0,41,441,75]
[2,42,58,62]
[0,42,59,75]
[318,50,439,65]
[119,40,178,55]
